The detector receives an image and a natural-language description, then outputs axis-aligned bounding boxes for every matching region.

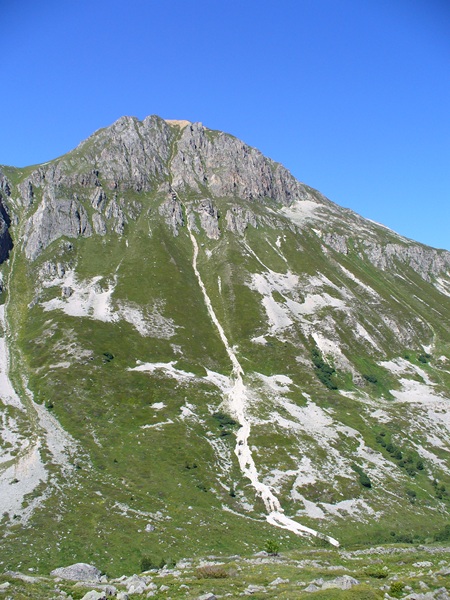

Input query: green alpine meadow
[0,116,449,597]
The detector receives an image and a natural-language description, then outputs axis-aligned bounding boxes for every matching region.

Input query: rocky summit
[0,116,449,580]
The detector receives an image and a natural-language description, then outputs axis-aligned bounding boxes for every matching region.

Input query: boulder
[322,575,359,590]
[304,583,320,592]
[50,563,101,582]
[80,592,107,600]
[269,577,289,586]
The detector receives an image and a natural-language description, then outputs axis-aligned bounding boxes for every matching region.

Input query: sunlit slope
[0,115,449,574]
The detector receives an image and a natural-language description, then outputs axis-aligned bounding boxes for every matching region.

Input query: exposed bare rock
[104,198,127,234]
[361,240,450,282]
[50,563,101,582]
[71,115,174,192]
[91,188,108,212]
[8,115,450,283]
[18,180,35,206]
[92,213,107,235]
[170,121,310,205]
[225,205,257,235]
[196,199,220,239]
[23,191,92,260]
[0,171,11,196]
[0,193,12,264]
[322,232,348,254]
[158,198,184,236]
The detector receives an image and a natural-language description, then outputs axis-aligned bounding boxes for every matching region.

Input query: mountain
[0,115,449,576]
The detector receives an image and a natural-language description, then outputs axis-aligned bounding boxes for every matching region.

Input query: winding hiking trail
[183,199,339,547]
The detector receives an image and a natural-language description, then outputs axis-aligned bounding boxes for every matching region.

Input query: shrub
[363,374,378,384]
[434,524,450,541]
[352,464,372,488]
[264,539,279,555]
[406,489,416,503]
[376,435,387,447]
[311,347,338,389]
[364,565,388,579]
[212,411,239,428]
[390,581,405,597]
[195,565,228,579]
[359,472,372,488]
[140,556,157,572]
[418,354,430,364]
[406,466,416,477]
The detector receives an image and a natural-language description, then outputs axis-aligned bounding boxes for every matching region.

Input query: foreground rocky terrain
[2,545,450,599]
[0,116,449,576]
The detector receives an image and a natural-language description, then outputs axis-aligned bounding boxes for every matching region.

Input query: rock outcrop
[23,191,92,260]
[195,199,220,239]
[9,115,450,283]
[0,171,13,263]
[225,205,257,235]
[361,240,450,282]
[50,563,101,582]
[170,121,309,205]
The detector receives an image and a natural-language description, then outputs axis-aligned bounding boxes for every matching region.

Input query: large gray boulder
[321,575,360,590]
[80,592,107,600]
[50,563,101,582]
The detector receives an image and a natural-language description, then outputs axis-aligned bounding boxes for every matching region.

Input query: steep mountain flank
[0,170,13,263]
[0,116,449,575]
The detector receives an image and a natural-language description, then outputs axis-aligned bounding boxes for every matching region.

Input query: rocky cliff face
[8,115,450,284]
[1,116,450,574]
[0,170,13,263]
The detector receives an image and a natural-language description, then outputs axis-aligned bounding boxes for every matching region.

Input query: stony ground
[1,544,450,599]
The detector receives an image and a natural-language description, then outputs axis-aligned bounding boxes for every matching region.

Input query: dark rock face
[0,171,13,263]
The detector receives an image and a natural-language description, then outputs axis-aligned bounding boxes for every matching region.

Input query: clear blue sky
[2,0,449,250]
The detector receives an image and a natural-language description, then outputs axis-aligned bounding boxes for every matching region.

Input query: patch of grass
[195,564,229,579]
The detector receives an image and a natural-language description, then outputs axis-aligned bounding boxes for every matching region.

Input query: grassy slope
[1,147,449,576]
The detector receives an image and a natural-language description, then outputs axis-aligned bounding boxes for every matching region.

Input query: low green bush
[389,581,405,597]
[311,347,338,389]
[352,464,372,488]
[264,539,279,555]
[434,524,450,541]
[195,565,228,579]
[364,565,388,579]
[140,557,158,572]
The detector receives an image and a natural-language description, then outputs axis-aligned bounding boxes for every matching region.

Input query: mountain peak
[164,118,192,128]
[0,117,449,574]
